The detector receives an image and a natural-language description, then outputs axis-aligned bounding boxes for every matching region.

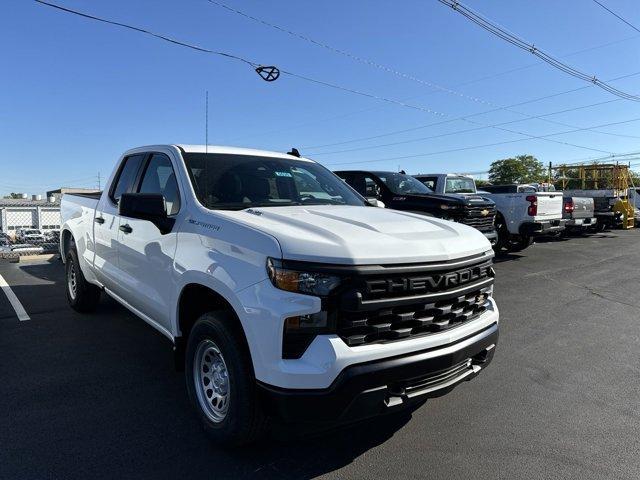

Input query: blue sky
[2,0,640,196]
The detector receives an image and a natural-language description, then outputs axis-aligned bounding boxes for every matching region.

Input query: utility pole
[548,162,552,184]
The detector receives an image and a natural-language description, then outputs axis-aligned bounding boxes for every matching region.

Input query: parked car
[562,196,597,234]
[0,232,12,244]
[9,244,44,255]
[335,170,498,244]
[0,237,11,253]
[481,184,565,253]
[61,145,500,445]
[16,228,46,244]
[563,190,626,231]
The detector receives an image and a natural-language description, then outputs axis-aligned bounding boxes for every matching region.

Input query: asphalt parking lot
[1,230,640,480]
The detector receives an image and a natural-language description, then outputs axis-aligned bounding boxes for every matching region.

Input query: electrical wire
[309,102,640,156]
[592,0,640,34]
[208,0,639,143]
[302,71,640,150]
[34,0,638,158]
[35,0,259,66]
[437,0,640,101]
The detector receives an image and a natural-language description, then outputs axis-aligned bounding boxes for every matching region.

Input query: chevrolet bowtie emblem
[480,209,490,216]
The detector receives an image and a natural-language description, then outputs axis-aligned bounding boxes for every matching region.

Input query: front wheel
[185,312,267,446]
[65,247,101,312]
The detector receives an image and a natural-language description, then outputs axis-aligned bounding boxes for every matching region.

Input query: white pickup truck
[481,184,565,253]
[60,145,499,445]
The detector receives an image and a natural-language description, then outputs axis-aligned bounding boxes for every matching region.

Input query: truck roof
[124,144,313,162]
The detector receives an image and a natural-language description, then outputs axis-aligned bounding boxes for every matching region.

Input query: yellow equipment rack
[553,163,635,229]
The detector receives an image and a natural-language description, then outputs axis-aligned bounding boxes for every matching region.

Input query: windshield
[445,177,476,194]
[374,172,432,195]
[183,153,366,210]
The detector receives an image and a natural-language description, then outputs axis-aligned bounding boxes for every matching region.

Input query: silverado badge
[480,209,490,216]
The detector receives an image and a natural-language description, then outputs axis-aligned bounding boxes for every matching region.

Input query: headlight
[266,258,341,296]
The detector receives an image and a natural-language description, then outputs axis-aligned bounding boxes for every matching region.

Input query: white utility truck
[60,145,499,445]
[480,184,565,253]
[413,175,565,253]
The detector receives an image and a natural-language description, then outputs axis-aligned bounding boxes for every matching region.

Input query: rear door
[93,153,146,290]
[115,152,182,334]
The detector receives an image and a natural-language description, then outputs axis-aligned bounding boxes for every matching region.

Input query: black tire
[65,247,101,312]
[493,214,510,254]
[185,312,267,446]
[508,235,534,252]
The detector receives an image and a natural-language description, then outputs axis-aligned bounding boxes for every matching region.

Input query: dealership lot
[1,230,640,480]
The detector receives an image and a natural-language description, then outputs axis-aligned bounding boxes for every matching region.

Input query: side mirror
[119,193,175,234]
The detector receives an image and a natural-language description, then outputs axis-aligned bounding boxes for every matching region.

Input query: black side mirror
[119,193,175,234]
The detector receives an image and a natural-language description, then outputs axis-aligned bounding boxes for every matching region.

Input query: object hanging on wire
[255,65,280,82]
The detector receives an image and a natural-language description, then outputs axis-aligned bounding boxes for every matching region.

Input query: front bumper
[520,219,566,235]
[482,229,498,245]
[258,322,498,422]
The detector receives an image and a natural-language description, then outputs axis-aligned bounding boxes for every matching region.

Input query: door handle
[94,216,105,224]
[119,224,133,234]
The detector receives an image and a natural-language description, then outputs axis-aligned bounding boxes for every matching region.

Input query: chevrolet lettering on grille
[366,262,493,295]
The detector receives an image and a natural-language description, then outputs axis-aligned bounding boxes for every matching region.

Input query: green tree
[488,155,546,184]
[3,192,24,199]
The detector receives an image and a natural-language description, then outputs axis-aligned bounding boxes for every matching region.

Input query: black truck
[334,170,498,244]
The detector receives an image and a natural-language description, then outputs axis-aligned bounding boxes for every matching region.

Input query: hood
[217,205,491,264]
[401,193,494,206]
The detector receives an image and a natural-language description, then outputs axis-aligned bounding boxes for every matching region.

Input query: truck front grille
[334,256,494,347]
[460,205,496,231]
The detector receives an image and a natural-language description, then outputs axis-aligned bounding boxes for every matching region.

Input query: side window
[111,154,145,203]
[138,153,181,215]
[419,177,437,190]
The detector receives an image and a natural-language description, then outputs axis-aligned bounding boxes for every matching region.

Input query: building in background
[0,195,61,238]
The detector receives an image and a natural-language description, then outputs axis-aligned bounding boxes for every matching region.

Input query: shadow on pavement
[0,261,415,480]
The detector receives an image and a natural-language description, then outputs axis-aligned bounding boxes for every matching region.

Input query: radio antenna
[205,90,209,155]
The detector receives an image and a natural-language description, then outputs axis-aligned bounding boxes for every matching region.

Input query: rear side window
[111,154,145,203]
[138,153,181,215]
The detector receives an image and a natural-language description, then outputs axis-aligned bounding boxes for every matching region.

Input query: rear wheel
[508,235,534,252]
[185,312,267,446]
[65,246,101,312]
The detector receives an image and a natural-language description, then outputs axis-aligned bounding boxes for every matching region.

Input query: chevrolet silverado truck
[562,196,597,234]
[334,170,498,244]
[481,184,565,253]
[60,145,499,445]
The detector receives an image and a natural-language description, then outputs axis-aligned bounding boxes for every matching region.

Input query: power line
[208,0,638,143]
[228,32,640,144]
[302,70,640,150]
[35,0,259,66]
[310,102,640,156]
[325,114,640,167]
[35,0,640,158]
[437,0,640,101]
[592,0,640,34]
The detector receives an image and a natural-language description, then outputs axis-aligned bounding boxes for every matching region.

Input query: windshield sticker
[275,171,293,177]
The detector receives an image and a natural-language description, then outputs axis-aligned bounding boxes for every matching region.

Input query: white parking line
[0,273,30,321]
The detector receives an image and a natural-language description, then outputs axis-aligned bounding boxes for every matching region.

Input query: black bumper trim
[258,322,499,422]
[520,219,566,235]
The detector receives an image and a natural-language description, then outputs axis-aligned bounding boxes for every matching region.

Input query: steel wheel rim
[68,260,77,300]
[194,339,230,423]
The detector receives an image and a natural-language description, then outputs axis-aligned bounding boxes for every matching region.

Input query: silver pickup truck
[562,196,597,233]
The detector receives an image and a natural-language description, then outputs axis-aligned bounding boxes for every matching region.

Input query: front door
[116,152,182,334]
[93,153,146,291]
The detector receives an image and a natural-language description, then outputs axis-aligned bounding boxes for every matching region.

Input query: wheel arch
[174,282,251,371]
